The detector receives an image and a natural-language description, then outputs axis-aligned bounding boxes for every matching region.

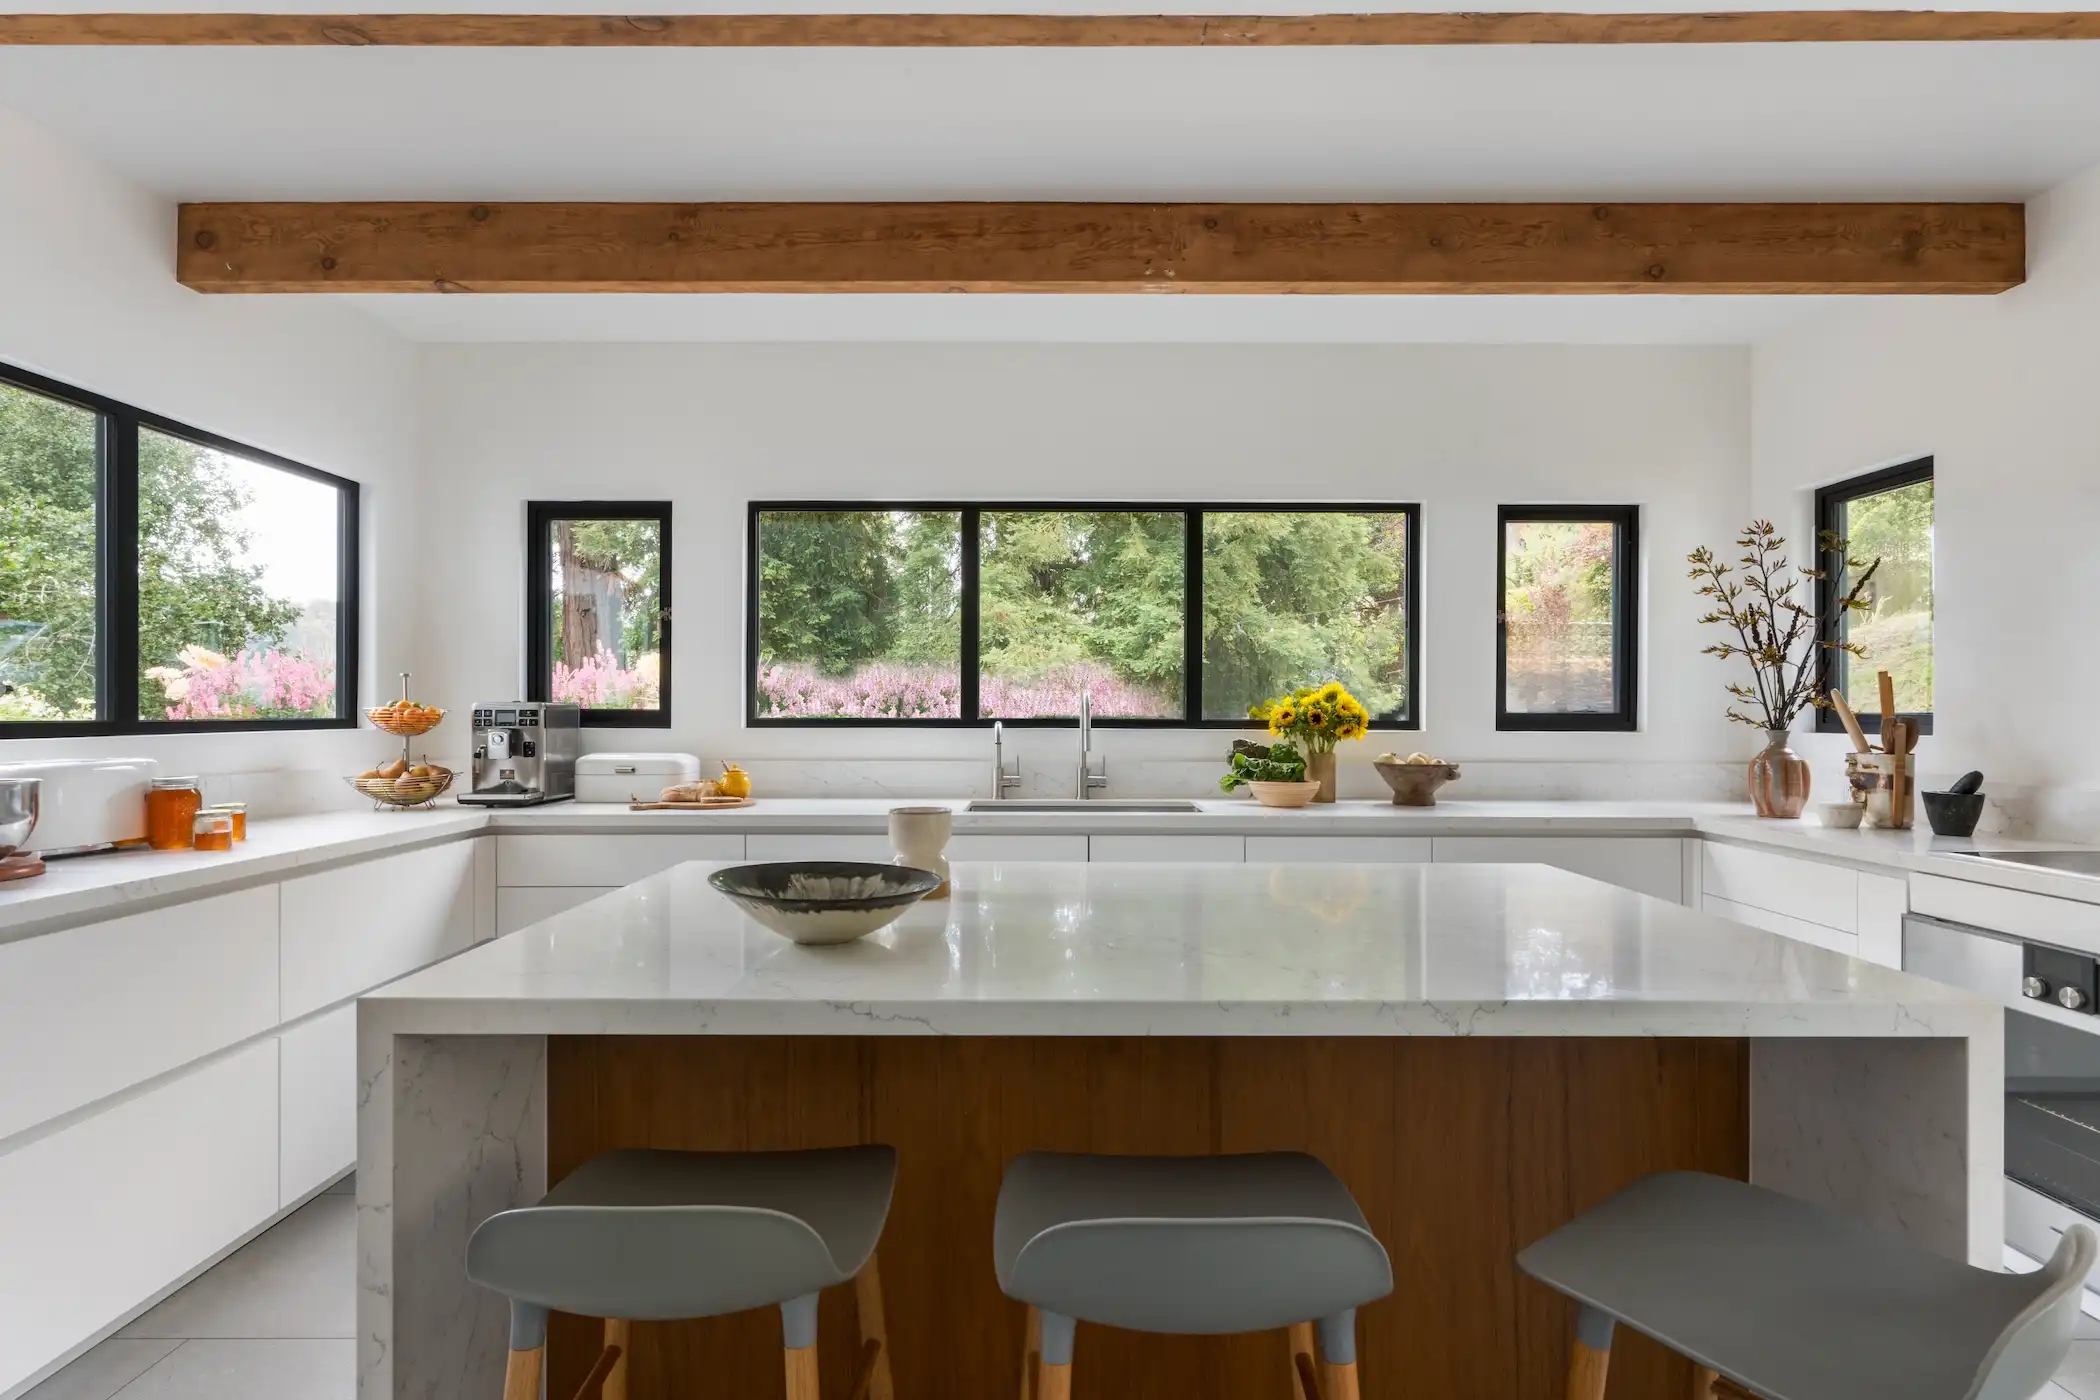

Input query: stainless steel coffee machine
[459,703,580,806]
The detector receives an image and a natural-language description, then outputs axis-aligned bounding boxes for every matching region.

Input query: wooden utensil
[1830,690,1871,754]
[1877,671,1896,747]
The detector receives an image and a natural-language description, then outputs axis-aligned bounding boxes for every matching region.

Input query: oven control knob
[2026,976,2052,1001]
[2060,986,2092,1012]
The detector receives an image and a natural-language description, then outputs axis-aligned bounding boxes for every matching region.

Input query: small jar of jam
[202,802,248,842]
[146,777,202,850]
[191,810,235,853]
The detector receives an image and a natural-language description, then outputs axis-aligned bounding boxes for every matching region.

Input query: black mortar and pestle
[1922,770,1986,838]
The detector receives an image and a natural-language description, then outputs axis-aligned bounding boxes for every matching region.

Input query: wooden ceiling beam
[13,10,2100,46]
[176,201,2025,295]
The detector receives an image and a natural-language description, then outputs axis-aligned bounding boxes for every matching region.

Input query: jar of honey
[202,803,248,842]
[146,777,202,850]
[191,809,235,853]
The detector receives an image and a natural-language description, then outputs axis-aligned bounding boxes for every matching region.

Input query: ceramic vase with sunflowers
[1251,682,1370,805]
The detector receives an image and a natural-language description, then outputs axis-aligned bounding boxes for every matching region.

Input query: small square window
[1497,506,1639,732]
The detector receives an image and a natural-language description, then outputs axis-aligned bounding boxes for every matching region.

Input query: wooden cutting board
[627,797,754,811]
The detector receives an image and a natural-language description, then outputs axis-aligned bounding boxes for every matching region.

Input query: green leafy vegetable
[1219,740,1308,792]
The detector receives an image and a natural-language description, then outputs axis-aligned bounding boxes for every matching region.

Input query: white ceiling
[3,31,2091,344]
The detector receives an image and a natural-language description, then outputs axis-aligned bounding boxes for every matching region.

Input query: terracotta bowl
[1374,761,1461,807]
[1248,780,1322,809]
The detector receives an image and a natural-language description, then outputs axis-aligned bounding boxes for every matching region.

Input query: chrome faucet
[1075,687,1108,800]
[991,720,1021,800]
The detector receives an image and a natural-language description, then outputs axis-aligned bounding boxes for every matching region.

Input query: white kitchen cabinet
[1856,871,1908,969]
[745,834,895,863]
[0,884,278,1143]
[495,833,742,888]
[497,885,620,935]
[1703,892,1860,958]
[1432,837,1685,904]
[0,1041,278,1398]
[1245,836,1433,864]
[1911,874,2100,955]
[1088,835,1246,863]
[1701,841,1857,930]
[947,835,1088,862]
[280,839,478,1020]
[278,1005,357,1206]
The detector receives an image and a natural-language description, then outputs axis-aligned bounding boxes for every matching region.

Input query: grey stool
[1518,1170,2098,1400]
[466,1145,898,1400]
[994,1150,1393,1400]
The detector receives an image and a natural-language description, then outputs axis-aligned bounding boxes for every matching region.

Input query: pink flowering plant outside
[553,648,660,710]
[756,660,1175,720]
[147,645,336,720]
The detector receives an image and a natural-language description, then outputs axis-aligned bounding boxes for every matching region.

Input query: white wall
[1753,157,2100,834]
[417,342,1750,790]
[0,104,420,801]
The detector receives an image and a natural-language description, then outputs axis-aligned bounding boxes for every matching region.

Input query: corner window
[1497,505,1639,732]
[527,502,670,726]
[747,502,1419,728]
[1816,459,1933,734]
[1,359,359,737]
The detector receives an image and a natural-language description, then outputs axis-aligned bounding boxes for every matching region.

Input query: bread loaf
[659,780,720,803]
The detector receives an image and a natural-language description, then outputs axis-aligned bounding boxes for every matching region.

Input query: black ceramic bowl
[1922,790,1986,838]
[708,861,940,945]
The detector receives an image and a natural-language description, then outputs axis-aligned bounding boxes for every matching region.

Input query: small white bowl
[1812,801,1864,830]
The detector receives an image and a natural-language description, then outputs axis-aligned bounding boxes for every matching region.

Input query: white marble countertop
[7,793,2099,943]
[362,860,1995,1039]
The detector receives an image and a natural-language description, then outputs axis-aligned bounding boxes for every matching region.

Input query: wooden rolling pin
[1829,690,1871,754]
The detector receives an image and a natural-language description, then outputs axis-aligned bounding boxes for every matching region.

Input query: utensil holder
[1859,753,1914,830]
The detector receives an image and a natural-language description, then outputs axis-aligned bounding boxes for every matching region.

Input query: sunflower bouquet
[1250,682,1371,755]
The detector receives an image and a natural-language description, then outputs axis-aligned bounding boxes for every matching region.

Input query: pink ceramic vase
[1747,728,1812,818]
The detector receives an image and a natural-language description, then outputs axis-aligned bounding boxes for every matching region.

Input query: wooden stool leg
[1288,1322,1320,1400]
[855,1255,896,1400]
[1568,1304,1614,1400]
[502,1346,543,1400]
[1035,1309,1076,1400]
[784,1344,820,1400]
[1021,1306,1043,1400]
[1037,1359,1072,1400]
[601,1320,629,1400]
[1317,1312,1361,1400]
[1691,1364,1717,1399]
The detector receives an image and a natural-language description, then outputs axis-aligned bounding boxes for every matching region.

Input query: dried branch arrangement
[1689,521,1879,730]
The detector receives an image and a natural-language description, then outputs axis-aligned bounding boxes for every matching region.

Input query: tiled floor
[26,1174,354,1400]
[21,1173,2100,1399]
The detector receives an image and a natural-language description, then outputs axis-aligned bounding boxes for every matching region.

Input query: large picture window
[1496,505,1639,732]
[526,502,671,727]
[748,503,1420,728]
[1816,458,1933,735]
[0,360,359,737]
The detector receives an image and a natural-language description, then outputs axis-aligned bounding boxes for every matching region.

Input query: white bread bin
[575,752,703,804]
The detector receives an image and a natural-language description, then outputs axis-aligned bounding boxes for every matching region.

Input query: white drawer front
[1246,836,1434,864]
[1704,893,1859,958]
[0,1041,278,1397]
[1855,871,1909,969]
[948,835,1088,863]
[0,884,278,1143]
[1089,835,1246,864]
[281,840,477,1020]
[1911,874,2100,956]
[495,833,743,888]
[745,834,895,863]
[497,886,619,936]
[1702,842,1859,931]
[279,1006,357,1205]
[1435,837,1685,904]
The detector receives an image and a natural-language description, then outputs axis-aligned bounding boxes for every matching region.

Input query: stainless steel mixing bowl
[0,778,41,859]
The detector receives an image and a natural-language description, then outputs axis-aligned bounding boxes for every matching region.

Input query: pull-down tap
[1075,687,1108,800]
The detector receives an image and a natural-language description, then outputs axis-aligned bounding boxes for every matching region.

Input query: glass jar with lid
[191,809,235,853]
[146,777,202,851]
[201,802,247,842]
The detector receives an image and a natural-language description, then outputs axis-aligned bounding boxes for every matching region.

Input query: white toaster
[0,757,158,854]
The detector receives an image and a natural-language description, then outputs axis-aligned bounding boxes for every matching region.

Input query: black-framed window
[526,502,671,727]
[1815,457,1933,736]
[748,503,1420,728]
[0,359,359,738]
[1496,505,1639,732]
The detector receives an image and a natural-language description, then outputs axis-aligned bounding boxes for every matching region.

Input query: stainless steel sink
[965,799,1202,814]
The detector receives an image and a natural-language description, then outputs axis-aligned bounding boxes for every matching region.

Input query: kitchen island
[357,859,1999,1400]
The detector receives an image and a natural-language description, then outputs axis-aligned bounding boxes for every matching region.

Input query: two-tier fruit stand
[348,672,454,809]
